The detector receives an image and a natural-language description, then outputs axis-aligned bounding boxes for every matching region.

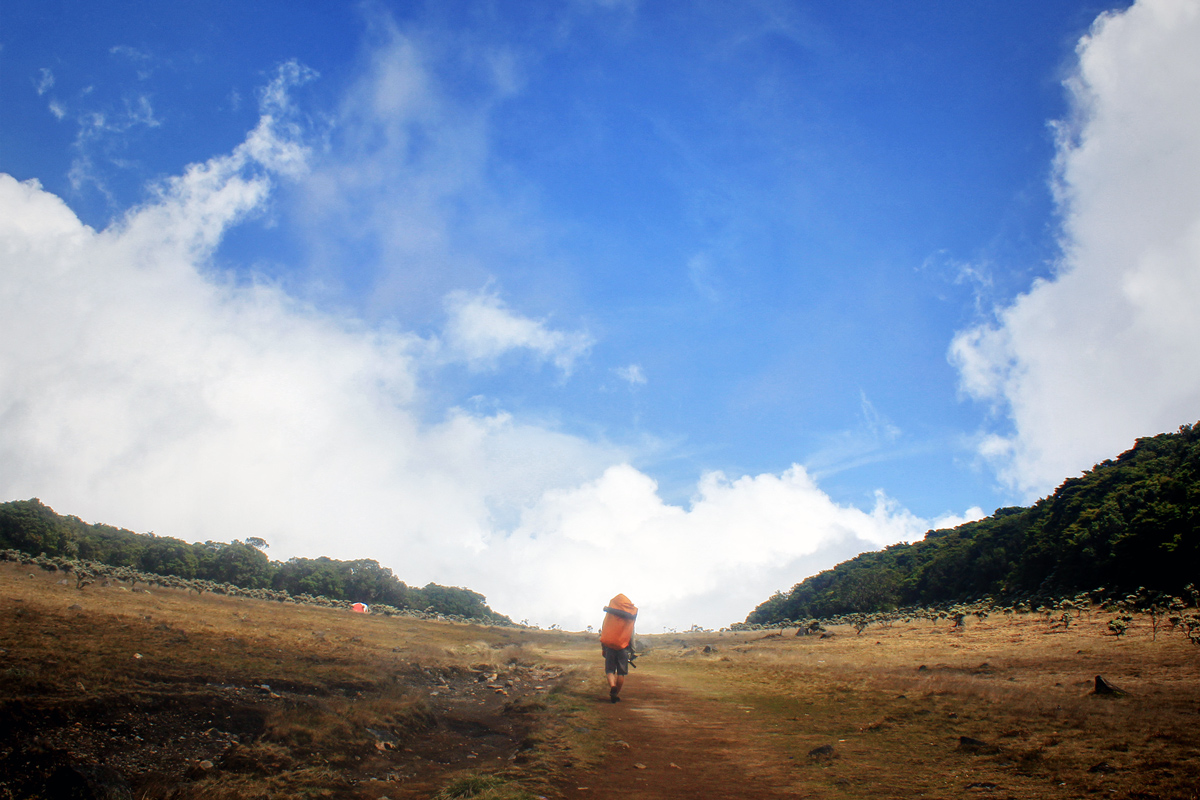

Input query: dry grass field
[625,614,1200,800]
[0,562,594,799]
[2,560,1198,799]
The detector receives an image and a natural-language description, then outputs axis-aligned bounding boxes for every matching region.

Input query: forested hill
[0,499,510,623]
[747,422,1200,625]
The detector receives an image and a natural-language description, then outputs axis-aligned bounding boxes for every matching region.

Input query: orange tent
[599,593,637,650]
[351,603,369,613]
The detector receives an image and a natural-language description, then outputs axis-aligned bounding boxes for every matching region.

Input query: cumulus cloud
[950,0,1200,498]
[0,125,617,599]
[0,145,945,628]
[494,464,933,630]
[1,50,977,631]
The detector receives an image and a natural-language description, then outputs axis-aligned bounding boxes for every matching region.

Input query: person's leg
[603,648,628,701]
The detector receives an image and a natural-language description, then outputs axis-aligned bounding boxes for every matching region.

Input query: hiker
[599,593,638,703]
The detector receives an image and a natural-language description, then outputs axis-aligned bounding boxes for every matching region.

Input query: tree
[199,540,273,588]
[745,422,1200,625]
[0,499,78,557]
[139,537,199,579]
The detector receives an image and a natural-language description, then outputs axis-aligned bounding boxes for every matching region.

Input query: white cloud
[0,148,616,597]
[0,51,978,632]
[35,68,54,95]
[950,0,1200,498]
[292,18,534,317]
[930,506,986,531]
[441,290,593,373]
[109,45,152,61]
[490,464,934,630]
[859,392,901,443]
[67,95,163,199]
[614,364,646,385]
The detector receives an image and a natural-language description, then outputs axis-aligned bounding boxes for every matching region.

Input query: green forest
[748,422,1200,625]
[0,499,507,622]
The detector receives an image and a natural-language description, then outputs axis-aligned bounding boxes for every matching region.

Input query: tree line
[748,422,1200,625]
[0,498,509,623]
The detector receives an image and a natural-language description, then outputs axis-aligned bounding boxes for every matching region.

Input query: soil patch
[558,674,800,799]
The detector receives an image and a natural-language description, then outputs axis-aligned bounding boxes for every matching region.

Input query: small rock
[1092,675,1129,696]
[1088,762,1117,774]
[958,736,998,754]
[634,763,647,769]
[133,653,143,659]
[808,744,835,759]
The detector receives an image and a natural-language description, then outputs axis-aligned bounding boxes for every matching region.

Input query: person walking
[599,593,638,703]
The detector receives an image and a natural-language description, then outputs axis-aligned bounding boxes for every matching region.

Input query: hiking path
[556,672,802,799]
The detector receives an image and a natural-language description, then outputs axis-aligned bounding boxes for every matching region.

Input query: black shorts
[603,646,630,676]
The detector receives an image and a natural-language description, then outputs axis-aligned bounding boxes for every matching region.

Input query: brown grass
[4,561,1198,800]
[0,562,586,799]
[634,614,1200,799]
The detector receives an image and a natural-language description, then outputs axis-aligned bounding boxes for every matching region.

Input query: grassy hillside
[749,422,1200,624]
[0,499,509,623]
[0,560,593,799]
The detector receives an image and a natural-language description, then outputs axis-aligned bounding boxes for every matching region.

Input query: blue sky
[3,0,1198,629]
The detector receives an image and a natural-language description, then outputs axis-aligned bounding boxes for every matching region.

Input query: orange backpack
[599,593,638,650]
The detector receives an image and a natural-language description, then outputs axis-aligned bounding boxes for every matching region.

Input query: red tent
[351,603,369,613]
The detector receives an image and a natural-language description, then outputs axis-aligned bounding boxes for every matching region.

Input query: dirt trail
[558,673,800,799]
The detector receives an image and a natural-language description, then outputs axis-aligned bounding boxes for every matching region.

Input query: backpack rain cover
[599,593,638,650]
